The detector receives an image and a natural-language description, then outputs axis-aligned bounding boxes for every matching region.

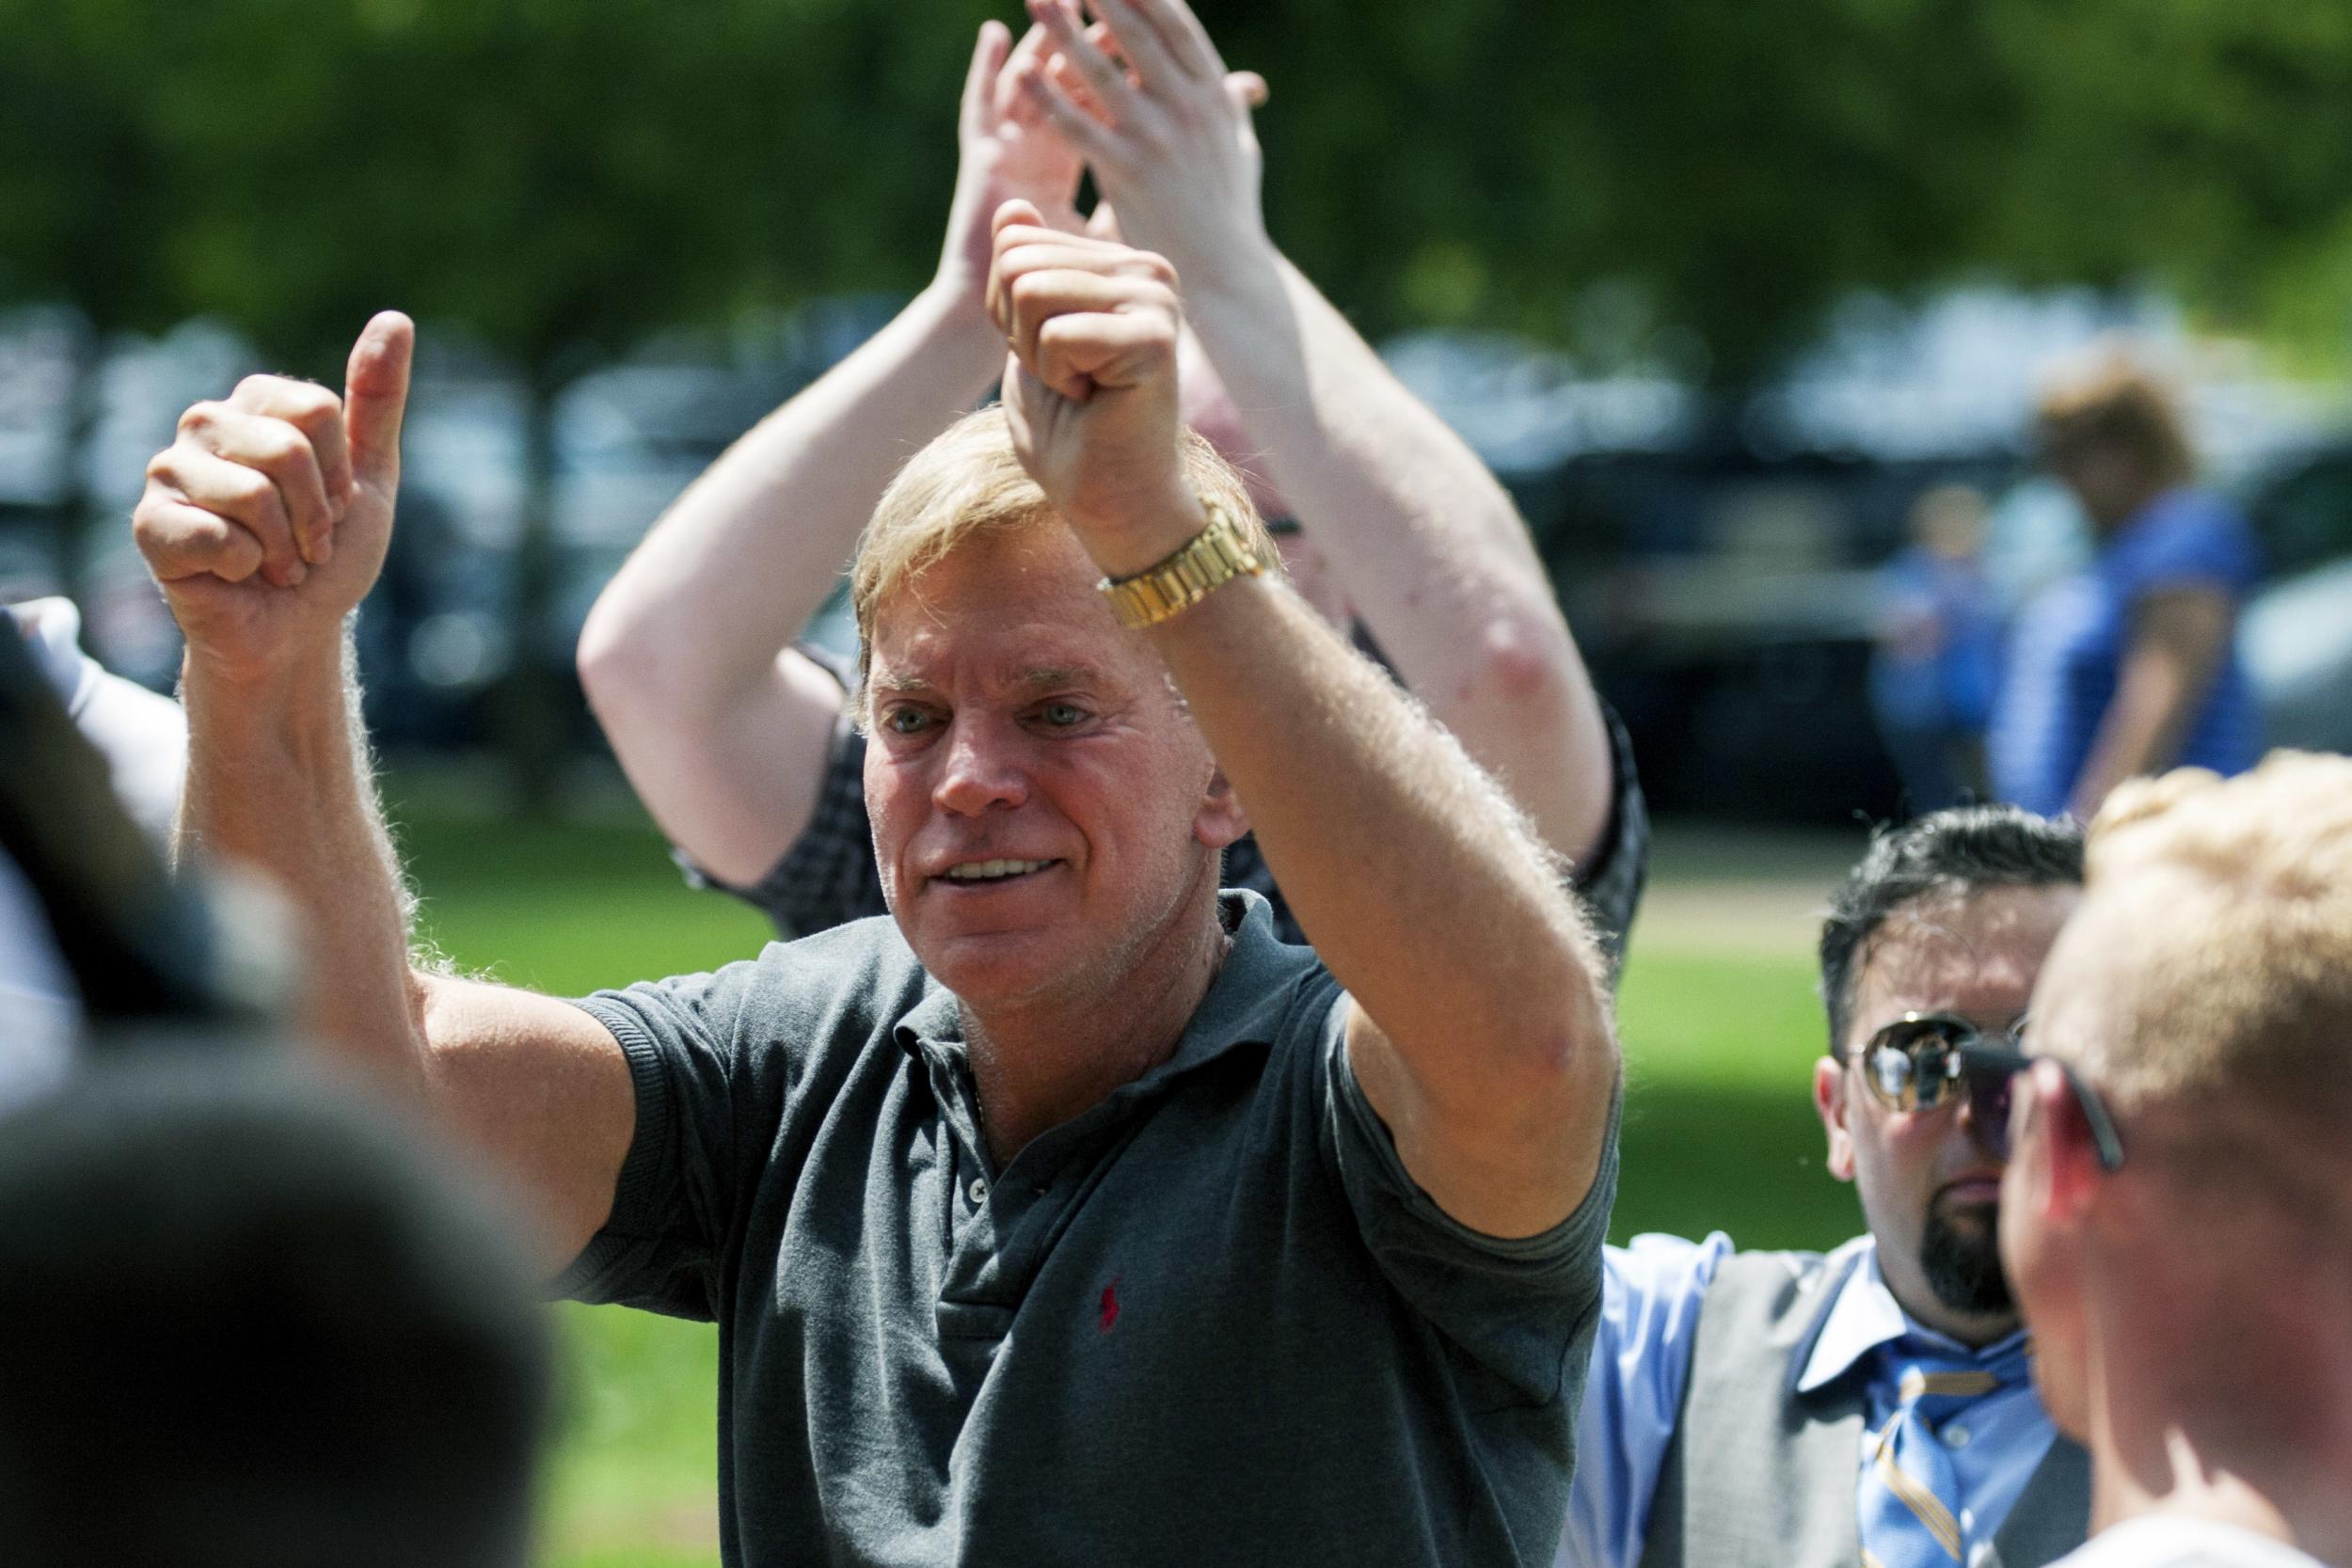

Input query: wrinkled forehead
[865,526,1163,697]
[1848,883,2081,1044]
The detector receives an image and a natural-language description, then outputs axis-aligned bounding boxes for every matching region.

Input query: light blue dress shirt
[1557,1233,2058,1568]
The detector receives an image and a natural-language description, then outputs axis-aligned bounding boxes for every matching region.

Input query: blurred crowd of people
[2,2,2345,1566]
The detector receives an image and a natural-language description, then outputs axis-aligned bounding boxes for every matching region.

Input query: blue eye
[883,707,933,736]
[1039,702,1087,727]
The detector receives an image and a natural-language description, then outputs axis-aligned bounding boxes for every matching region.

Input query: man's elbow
[577,596,679,729]
[1494,963,1617,1106]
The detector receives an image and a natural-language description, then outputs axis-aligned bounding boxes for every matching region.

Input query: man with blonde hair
[577,0,1644,959]
[129,195,1622,1564]
[1997,752,2352,1568]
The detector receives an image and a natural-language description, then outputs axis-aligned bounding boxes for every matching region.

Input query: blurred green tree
[8,0,2352,380]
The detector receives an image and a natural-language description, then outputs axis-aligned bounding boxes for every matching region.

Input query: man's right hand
[134,312,412,686]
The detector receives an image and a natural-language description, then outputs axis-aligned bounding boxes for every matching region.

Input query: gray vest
[1634,1240,2090,1568]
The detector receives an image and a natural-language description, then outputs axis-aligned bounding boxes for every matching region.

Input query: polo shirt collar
[891,890,1315,1091]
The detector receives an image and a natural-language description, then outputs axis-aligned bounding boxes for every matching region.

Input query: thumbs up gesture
[135,312,413,685]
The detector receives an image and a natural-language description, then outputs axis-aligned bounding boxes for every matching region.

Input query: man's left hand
[987,199,1199,575]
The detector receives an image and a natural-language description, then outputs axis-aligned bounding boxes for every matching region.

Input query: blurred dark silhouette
[0,624,553,1568]
[0,1055,553,1568]
[0,622,246,1031]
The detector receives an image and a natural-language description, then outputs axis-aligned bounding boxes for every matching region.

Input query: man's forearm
[1149,571,1610,1090]
[1177,248,1614,864]
[179,635,427,1097]
[580,283,1005,705]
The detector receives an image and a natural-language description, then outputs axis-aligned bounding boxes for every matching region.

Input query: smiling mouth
[935,858,1061,886]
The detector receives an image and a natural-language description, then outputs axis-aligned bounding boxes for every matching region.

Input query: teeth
[944,859,1050,882]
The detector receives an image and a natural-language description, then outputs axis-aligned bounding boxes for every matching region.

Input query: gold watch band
[1099,500,1266,630]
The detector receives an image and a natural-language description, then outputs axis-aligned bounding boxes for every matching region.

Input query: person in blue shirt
[1989,355,2263,818]
[1560,805,2092,1568]
[1871,485,2004,814]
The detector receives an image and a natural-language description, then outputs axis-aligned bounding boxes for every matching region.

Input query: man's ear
[1194,767,1249,850]
[1814,1057,1856,1183]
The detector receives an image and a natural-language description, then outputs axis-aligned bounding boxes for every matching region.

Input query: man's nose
[931,717,1030,816]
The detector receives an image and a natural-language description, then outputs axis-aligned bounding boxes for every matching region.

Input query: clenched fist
[987,200,1200,575]
[134,312,413,684]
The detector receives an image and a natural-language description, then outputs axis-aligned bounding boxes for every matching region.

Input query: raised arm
[990,207,1617,1239]
[577,21,1084,886]
[135,315,636,1267]
[1018,0,1615,868]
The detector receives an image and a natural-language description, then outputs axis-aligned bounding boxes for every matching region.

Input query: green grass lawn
[387,780,1861,1567]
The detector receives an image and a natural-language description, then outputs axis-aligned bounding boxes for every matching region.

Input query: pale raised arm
[578,21,1086,887]
[1020,0,1615,869]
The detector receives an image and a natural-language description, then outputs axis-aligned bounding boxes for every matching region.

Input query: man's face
[862,523,1245,1010]
[1814,883,2080,1334]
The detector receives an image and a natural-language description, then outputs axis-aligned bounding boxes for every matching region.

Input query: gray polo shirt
[564,891,1617,1567]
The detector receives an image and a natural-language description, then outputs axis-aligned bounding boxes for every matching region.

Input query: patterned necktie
[1856,1337,2035,1568]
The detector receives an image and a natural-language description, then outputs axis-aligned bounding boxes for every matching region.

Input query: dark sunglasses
[1850,1013,2126,1171]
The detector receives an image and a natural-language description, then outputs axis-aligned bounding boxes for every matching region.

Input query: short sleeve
[2113,491,2262,605]
[1557,1231,1736,1568]
[1319,993,1620,1411]
[557,959,796,1319]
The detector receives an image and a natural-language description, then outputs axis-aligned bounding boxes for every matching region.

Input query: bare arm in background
[992,207,1617,1239]
[2065,587,2235,819]
[576,22,1085,887]
[1021,0,1616,867]
[138,317,639,1269]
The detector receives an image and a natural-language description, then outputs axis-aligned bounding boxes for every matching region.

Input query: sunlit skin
[1813,883,2081,1345]
[1998,899,2152,1441]
[862,521,1248,1059]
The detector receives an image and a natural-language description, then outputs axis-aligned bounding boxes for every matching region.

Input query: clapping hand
[937,21,1090,306]
[1018,0,1271,289]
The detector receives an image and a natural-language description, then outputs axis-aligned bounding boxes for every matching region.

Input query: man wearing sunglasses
[2000,753,2352,1568]
[1562,804,2093,1568]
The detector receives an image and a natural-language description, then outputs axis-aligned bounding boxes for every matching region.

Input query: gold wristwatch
[1099,500,1266,630]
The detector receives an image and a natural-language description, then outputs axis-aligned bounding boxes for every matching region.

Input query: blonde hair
[2036,347,2197,491]
[2073,753,2352,1131]
[849,406,1278,686]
